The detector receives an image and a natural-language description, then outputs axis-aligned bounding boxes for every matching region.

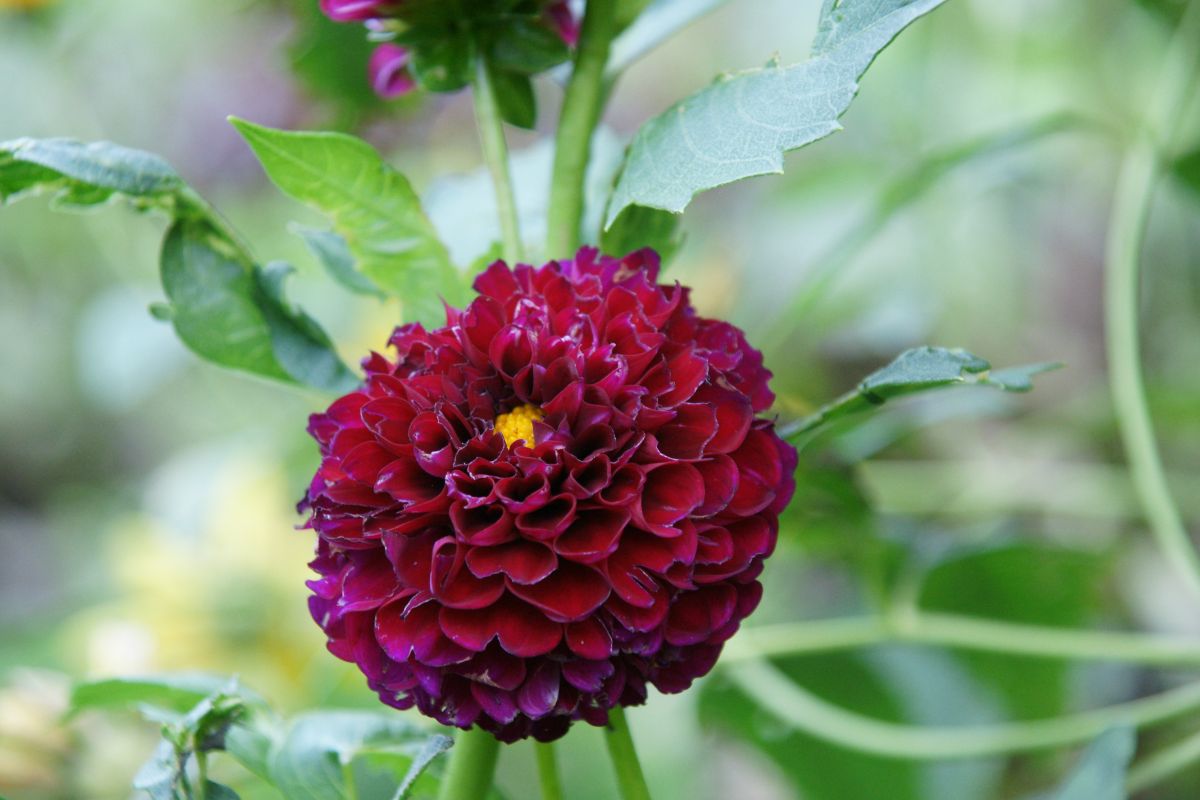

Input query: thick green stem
[196,751,209,800]
[535,742,564,800]
[605,707,653,800]
[1104,0,1200,602]
[728,658,1200,760]
[436,728,500,800]
[473,57,525,263]
[547,0,618,255]
[722,613,1200,667]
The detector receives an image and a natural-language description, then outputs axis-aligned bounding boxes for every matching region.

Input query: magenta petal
[561,659,614,693]
[664,584,738,646]
[340,551,397,611]
[656,403,718,460]
[508,562,610,622]
[555,507,628,563]
[369,44,417,99]
[466,541,557,585]
[517,660,561,718]
[565,617,613,659]
[438,606,495,652]
[494,598,563,657]
[637,463,704,533]
[470,683,520,725]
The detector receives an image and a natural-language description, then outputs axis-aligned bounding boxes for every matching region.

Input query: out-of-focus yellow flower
[62,447,358,709]
[0,670,69,795]
[0,0,56,10]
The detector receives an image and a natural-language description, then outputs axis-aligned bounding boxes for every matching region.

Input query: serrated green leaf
[70,674,238,717]
[230,118,465,326]
[268,711,442,800]
[134,739,189,800]
[294,225,387,298]
[161,220,324,387]
[1030,728,1135,800]
[782,347,1061,443]
[0,137,183,206]
[1,138,354,391]
[391,734,454,800]
[225,711,283,782]
[255,262,361,393]
[606,0,949,226]
[607,0,732,77]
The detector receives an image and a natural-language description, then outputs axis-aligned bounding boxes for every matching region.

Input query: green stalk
[547,0,618,255]
[196,751,209,800]
[436,727,501,800]
[605,707,653,800]
[722,613,1200,667]
[535,742,565,800]
[473,56,525,263]
[728,658,1200,760]
[1104,0,1200,601]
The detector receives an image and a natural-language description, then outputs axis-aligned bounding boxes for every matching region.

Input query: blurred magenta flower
[320,0,397,22]
[368,43,416,99]
[301,249,795,741]
[545,1,580,48]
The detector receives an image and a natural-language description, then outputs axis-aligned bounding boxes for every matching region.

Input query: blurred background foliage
[1,0,1199,797]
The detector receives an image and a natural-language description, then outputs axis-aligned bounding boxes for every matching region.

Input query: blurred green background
[2,0,1199,797]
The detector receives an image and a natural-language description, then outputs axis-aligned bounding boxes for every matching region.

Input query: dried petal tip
[302,248,796,742]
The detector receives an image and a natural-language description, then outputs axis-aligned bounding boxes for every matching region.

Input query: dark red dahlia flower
[302,249,796,742]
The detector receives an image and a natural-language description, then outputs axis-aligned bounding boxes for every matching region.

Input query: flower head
[302,249,796,741]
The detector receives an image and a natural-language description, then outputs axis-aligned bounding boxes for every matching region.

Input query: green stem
[196,751,209,800]
[722,613,1200,667]
[472,56,525,263]
[1104,0,1200,602]
[1127,727,1200,793]
[535,742,565,800]
[437,728,501,800]
[605,706,653,800]
[727,658,1200,760]
[547,0,618,255]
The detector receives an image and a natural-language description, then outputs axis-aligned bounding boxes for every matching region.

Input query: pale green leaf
[0,138,354,391]
[268,711,444,800]
[0,137,183,207]
[294,225,387,298]
[606,0,950,226]
[1031,728,1135,800]
[782,346,1060,442]
[230,118,465,325]
[391,734,454,800]
[70,674,238,716]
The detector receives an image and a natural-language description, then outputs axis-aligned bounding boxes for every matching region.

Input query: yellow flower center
[494,404,544,447]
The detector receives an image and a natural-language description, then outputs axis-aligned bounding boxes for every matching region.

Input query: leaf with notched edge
[606,0,951,226]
